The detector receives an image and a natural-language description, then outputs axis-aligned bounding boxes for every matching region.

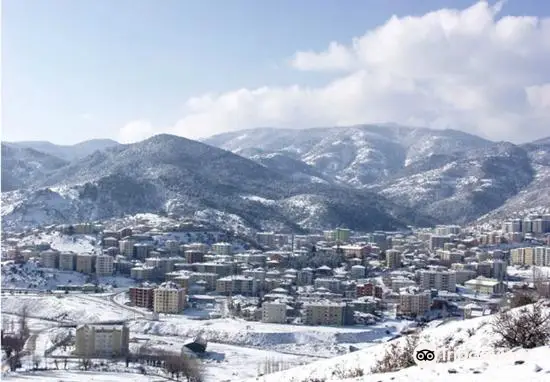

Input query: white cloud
[118,120,154,144]
[123,1,550,143]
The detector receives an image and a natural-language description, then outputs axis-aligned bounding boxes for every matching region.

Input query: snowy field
[3,370,157,381]
[507,265,550,280]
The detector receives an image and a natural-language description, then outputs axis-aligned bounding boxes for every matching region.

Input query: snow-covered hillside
[247,303,550,382]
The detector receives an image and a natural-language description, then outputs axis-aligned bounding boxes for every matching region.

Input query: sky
[2,0,550,145]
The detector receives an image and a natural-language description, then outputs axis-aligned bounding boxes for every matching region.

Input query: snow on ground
[128,315,410,357]
[247,303,550,382]
[507,265,550,280]
[1,294,137,323]
[17,232,97,253]
[3,370,156,381]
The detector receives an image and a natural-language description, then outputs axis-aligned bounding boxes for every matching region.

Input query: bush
[492,301,550,349]
[371,335,419,374]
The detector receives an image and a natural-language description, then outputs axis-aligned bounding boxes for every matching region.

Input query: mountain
[205,125,546,224]
[1,134,434,233]
[1,143,69,192]
[6,139,120,161]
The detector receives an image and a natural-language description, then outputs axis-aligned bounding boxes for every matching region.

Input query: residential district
[2,215,550,361]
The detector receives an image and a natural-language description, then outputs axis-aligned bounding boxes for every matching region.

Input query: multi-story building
[314,278,342,294]
[399,290,431,316]
[133,243,152,260]
[340,245,369,259]
[58,252,76,271]
[261,301,287,323]
[75,324,129,357]
[119,239,135,259]
[534,247,550,266]
[419,268,456,292]
[212,242,232,256]
[153,281,186,313]
[429,235,452,251]
[216,275,257,296]
[95,254,114,276]
[129,287,155,310]
[465,277,505,295]
[184,250,205,264]
[130,266,155,281]
[350,265,366,279]
[386,249,401,269]
[194,262,232,277]
[303,302,348,326]
[256,232,275,248]
[118,227,132,239]
[40,250,59,269]
[102,237,119,249]
[356,282,383,298]
[76,253,93,274]
[490,260,507,281]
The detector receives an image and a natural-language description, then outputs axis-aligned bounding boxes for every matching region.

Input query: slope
[7,139,120,161]
[1,134,435,232]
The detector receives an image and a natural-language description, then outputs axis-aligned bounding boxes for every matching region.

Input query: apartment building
[465,277,505,295]
[386,249,402,269]
[95,254,114,276]
[256,232,275,248]
[340,245,369,259]
[350,265,366,279]
[130,266,155,281]
[314,278,342,294]
[76,253,93,274]
[133,243,152,260]
[534,247,550,266]
[439,250,463,265]
[212,242,232,256]
[58,252,76,271]
[261,301,287,323]
[511,247,536,266]
[216,275,257,296]
[356,282,383,298]
[429,235,452,251]
[75,324,129,358]
[194,262,233,277]
[153,281,186,313]
[129,287,154,309]
[102,236,119,249]
[184,250,205,264]
[119,239,135,258]
[303,302,348,326]
[399,290,431,316]
[419,268,457,292]
[40,250,59,269]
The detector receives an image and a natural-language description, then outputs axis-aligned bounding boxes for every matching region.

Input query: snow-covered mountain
[5,138,120,161]
[204,126,549,224]
[1,134,433,232]
[1,143,69,192]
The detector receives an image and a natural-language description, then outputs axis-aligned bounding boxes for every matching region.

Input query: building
[419,268,456,292]
[75,324,129,358]
[303,302,347,326]
[129,287,155,310]
[102,237,119,249]
[96,254,114,276]
[429,235,452,251]
[350,265,366,279]
[261,301,287,323]
[534,247,550,266]
[465,277,506,295]
[212,242,232,256]
[399,290,431,316]
[386,249,401,269]
[40,250,59,269]
[356,282,383,298]
[185,250,205,264]
[76,253,93,274]
[216,275,257,295]
[340,245,369,259]
[153,281,186,313]
[256,232,275,248]
[119,239,136,259]
[58,252,76,271]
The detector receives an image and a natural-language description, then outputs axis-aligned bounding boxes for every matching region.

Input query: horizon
[3,0,550,145]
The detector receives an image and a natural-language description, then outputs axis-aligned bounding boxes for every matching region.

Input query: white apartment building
[350,265,366,279]
[216,275,257,295]
[419,269,457,292]
[153,281,186,313]
[261,301,287,323]
[119,239,135,258]
[75,324,129,357]
[534,247,550,266]
[386,249,402,269]
[314,278,342,294]
[212,242,232,256]
[95,254,114,276]
[399,290,431,316]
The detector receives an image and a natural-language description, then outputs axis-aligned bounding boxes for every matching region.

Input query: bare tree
[371,335,419,374]
[163,353,203,382]
[32,354,41,370]
[493,301,550,349]
[80,358,92,370]
[510,288,538,308]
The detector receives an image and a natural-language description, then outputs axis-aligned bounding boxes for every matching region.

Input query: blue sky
[3,0,550,144]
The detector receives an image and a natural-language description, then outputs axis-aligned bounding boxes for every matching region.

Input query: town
[1,213,550,380]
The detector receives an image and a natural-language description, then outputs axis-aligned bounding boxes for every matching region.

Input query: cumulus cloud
[124,1,550,143]
[118,120,155,144]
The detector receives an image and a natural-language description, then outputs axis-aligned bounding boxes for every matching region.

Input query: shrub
[492,301,550,349]
[371,335,419,374]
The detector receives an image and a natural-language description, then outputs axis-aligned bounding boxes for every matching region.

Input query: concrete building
[133,243,152,260]
[534,247,550,266]
[102,237,119,249]
[130,266,155,281]
[314,278,342,294]
[399,290,431,316]
[40,250,59,269]
[429,235,452,251]
[386,249,402,269]
[356,282,383,298]
[419,268,457,292]
[153,281,186,313]
[75,324,129,358]
[95,254,114,276]
[261,301,287,323]
[212,242,232,256]
[119,239,135,258]
[58,252,76,271]
[350,265,366,279]
[184,250,205,264]
[76,253,93,274]
[465,277,506,295]
[129,287,155,309]
[303,301,347,326]
[216,275,257,295]
[256,232,275,248]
